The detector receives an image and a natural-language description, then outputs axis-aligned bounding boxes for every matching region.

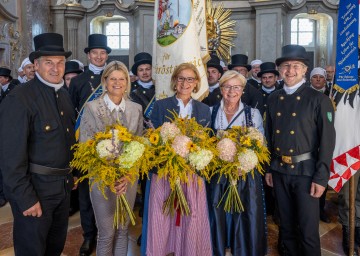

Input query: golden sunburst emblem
[206,0,237,63]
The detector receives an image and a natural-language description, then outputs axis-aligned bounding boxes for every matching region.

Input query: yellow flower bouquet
[71,124,152,228]
[215,126,270,213]
[146,114,218,216]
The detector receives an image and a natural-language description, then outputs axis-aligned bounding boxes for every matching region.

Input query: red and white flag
[328,0,360,192]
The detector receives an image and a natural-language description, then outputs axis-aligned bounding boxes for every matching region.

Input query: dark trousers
[319,185,328,214]
[9,175,71,256]
[272,172,321,256]
[78,179,97,240]
[0,169,5,199]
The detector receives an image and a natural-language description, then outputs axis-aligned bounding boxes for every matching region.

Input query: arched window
[291,18,316,47]
[105,20,129,50]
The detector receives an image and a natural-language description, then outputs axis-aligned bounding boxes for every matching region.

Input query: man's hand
[265,173,273,187]
[23,201,42,217]
[310,182,325,198]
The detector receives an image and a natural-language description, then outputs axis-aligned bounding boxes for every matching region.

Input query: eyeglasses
[177,76,196,83]
[280,63,306,70]
[222,85,243,91]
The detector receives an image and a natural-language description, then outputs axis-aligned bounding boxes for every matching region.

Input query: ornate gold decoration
[206,0,237,63]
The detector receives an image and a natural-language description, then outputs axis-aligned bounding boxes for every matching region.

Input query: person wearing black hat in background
[0,67,19,208]
[202,54,224,107]
[130,52,154,92]
[228,54,264,116]
[0,67,19,104]
[0,32,75,255]
[69,33,111,256]
[256,61,281,216]
[63,60,83,90]
[265,45,335,256]
[129,52,155,246]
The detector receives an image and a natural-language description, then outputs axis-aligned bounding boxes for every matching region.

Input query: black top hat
[131,52,152,75]
[0,67,12,80]
[84,34,112,54]
[64,61,83,76]
[207,54,224,75]
[257,62,279,77]
[228,54,251,71]
[29,33,72,63]
[275,45,309,66]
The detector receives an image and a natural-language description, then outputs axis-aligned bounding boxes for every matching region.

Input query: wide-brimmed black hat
[64,61,83,76]
[275,45,309,66]
[228,54,251,71]
[207,54,224,75]
[84,34,112,54]
[0,67,12,80]
[257,62,279,77]
[131,52,152,75]
[29,33,72,63]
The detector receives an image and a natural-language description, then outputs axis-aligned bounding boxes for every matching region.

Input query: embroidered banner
[328,0,360,192]
[153,0,209,100]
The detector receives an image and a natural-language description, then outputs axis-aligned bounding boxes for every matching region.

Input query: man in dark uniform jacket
[257,62,281,118]
[130,52,154,93]
[0,33,75,255]
[68,34,111,256]
[0,67,19,104]
[202,54,223,107]
[130,52,155,113]
[129,52,155,245]
[228,54,264,115]
[0,67,19,208]
[265,45,336,256]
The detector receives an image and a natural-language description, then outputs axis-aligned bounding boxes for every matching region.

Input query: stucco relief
[0,19,23,69]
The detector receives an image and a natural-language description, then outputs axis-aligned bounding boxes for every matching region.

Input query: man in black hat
[0,67,19,104]
[130,52,153,92]
[228,54,264,115]
[129,52,155,245]
[63,60,83,90]
[69,33,111,256]
[202,54,224,107]
[257,62,282,117]
[265,45,336,256]
[0,32,75,255]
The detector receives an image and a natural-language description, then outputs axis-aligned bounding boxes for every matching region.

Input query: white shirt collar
[137,80,153,89]
[176,97,193,118]
[209,82,220,93]
[283,79,305,95]
[104,93,126,112]
[2,82,10,91]
[310,85,326,93]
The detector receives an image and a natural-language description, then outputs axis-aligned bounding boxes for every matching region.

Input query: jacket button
[276,147,280,151]
[45,125,51,131]
[292,112,297,117]
[277,112,281,116]
[289,149,294,153]
[290,130,295,135]
[91,76,94,79]
[276,130,280,134]
[280,96,284,100]
[60,111,64,116]
[66,128,69,132]
[291,165,295,168]
[280,163,283,166]
[296,96,301,100]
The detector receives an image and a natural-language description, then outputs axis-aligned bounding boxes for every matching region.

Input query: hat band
[37,45,65,52]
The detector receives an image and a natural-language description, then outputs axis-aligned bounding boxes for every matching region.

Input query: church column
[249,1,289,61]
